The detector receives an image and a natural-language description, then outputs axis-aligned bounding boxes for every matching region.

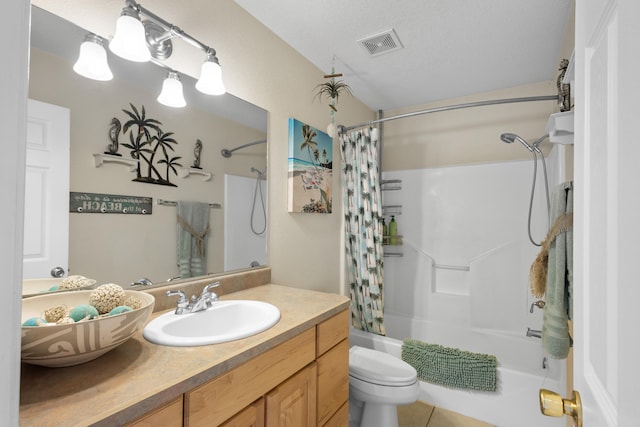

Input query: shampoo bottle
[389,215,398,245]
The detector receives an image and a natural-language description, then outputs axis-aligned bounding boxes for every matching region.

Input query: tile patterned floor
[398,401,495,427]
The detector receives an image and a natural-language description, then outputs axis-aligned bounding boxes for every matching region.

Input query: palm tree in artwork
[149,130,178,181]
[300,124,319,170]
[158,155,183,182]
[123,132,152,178]
[122,104,162,143]
[121,104,162,179]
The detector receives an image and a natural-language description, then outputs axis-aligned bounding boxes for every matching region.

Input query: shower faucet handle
[530,300,546,313]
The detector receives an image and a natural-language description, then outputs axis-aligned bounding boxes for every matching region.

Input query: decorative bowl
[21,289,154,367]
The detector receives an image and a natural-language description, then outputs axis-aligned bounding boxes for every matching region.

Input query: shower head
[500,133,534,152]
[221,149,232,158]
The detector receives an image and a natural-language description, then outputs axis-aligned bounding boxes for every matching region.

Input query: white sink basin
[143,300,280,346]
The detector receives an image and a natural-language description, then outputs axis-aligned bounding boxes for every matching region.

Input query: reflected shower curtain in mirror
[340,128,386,335]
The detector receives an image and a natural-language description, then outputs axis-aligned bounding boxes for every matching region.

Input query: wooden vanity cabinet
[130,309,349,427]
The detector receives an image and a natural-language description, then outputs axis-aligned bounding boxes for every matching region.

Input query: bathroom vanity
[19,283,349,427]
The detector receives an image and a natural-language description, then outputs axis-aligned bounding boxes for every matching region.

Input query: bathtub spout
[526,328,542,339]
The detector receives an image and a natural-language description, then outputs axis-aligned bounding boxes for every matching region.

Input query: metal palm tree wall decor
[116,103,183,187]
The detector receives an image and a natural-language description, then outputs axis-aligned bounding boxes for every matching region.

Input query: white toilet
[348,345,420,427]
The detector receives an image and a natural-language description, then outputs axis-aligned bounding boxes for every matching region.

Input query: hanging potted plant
[313,74,353,112]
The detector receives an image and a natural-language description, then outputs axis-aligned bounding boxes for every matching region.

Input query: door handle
[50,267,65,278]
[539,389,582,427]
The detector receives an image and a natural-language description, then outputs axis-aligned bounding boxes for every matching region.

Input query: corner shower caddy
[381,178,403,257]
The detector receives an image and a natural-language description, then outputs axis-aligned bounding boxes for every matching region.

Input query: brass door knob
[539,389,582,427]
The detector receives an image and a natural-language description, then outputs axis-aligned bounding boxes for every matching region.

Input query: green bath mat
[401,339,497,392]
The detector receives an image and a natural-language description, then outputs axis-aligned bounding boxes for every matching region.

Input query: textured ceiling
[234,0,573,111]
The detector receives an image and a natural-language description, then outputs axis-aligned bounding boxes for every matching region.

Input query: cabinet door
[317,339,349,425]
[265,363,317,427]
[124,397,183,427]
[221,398,264,427]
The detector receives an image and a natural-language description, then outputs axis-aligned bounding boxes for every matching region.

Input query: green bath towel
[401,339,497,392]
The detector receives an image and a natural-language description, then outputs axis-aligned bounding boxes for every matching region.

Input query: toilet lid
[349,345,417,386]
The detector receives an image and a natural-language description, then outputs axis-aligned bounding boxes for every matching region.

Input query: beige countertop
[19,284,349,427]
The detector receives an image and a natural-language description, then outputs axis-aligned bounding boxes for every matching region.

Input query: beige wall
[32,0,375,293]
[381,81,559,170]
[29,48,266,285]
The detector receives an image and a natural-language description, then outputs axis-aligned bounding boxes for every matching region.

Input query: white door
[22,99,70,279]
[572,0,640,425]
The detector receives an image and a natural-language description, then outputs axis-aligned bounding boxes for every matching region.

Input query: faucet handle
[530,300,546,313]
[202,281,220,295]
[166,290,189,314]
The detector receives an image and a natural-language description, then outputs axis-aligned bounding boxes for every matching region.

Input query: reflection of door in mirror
[23,99,70,280]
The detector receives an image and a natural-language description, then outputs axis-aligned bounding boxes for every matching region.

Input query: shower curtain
[340,128,386,335]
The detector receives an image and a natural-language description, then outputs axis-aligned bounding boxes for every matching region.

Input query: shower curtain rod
[227,139,267,153]
[338,95,558,134]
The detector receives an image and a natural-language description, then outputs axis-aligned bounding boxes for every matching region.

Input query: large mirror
[25,6,268,294]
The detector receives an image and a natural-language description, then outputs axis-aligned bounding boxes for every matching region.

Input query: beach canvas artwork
[287,118,333,213]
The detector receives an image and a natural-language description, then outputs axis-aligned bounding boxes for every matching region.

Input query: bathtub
[350,316,566,427]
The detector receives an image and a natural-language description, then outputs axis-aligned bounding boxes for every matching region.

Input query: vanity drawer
[124,396,183,427]
[316,310,349,356]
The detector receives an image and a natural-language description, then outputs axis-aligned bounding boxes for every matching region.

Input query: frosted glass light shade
[157,72,186,108]
[109,13,151,62]
[195,59,226,95]
[73,34,113,81]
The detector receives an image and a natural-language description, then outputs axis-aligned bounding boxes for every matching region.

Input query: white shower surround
[372,146,567,426]
[224,174,267,271]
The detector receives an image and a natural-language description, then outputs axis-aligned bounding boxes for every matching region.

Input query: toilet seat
[349,345,417,387]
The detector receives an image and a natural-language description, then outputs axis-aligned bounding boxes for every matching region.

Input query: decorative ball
[89,283,125,314]
[22,317,47,327]
[123,296,143,310]
[69,304,99,322]
[109,306,133,316]
[44,305,68,323]
[48,285,60,292]
[327,122,337,138]
[59,275,95,290]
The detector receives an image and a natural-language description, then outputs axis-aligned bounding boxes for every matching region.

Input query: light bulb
[73,34,113,81]
[157,72,186,108]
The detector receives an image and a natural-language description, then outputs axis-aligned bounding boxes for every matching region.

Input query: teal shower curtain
[339,128,386,335]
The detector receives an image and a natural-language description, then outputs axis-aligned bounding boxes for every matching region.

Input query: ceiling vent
[357,29,403,56]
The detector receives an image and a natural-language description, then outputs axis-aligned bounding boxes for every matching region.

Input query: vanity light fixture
[195,51,226,96]
[108,4,151,62]
[73,33,113,81]
[73,0,226,107]
[157,71,187,108]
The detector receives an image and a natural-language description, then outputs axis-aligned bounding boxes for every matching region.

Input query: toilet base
[360,401,400,427]
[350,395,406,427]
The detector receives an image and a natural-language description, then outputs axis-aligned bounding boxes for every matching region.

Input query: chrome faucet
[166,282,220,315]
[131,277,153,287]
[190,282,220,313]
[526,328,542,339]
